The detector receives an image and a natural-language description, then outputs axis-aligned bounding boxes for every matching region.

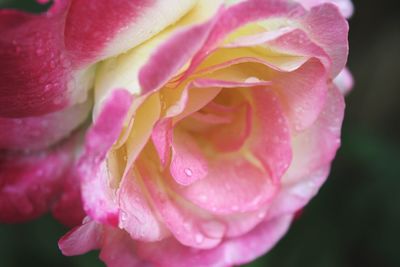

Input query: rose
[1,0,352,265]
[56,0,352,266]
[0,0,197,225]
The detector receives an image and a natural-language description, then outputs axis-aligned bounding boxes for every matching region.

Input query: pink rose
[56,0,352,266]
[1,0,352,266]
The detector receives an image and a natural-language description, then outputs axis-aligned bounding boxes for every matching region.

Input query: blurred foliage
[1,0,400,266]
[0,0,51,13]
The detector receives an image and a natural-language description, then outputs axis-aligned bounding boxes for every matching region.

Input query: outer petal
[65,0,199,62]
[99,227,153,267]
[300,3,349,77]
[117,169,168,242]
[0,4,81,117]
[0,100,91,151]
[267,85,345,219]
[295,0,354,18]
[51,168,85,227]
[60,211,292,267]
[59,219,102,256]
[135,214,293,267]
[0,0,198,117]
[78,90,133,226]
[0,136,76,223]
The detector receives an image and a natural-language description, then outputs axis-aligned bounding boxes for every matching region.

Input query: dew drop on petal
[195,233,204,244]
[184,168,193,177]
[258,211,266,219]
[120,211,128,222]
[199,194,208,202]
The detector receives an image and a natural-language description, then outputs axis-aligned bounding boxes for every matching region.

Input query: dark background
[1,1,399,266]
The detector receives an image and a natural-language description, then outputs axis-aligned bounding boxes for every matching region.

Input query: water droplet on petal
[44,84,51,92]
[199,194,208,202]
[120,211,128,222]
[258,211,266,219]
[184,168,193,177]
[195,233,204,244]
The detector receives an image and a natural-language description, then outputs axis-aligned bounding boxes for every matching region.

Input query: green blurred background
[1,0,399,266]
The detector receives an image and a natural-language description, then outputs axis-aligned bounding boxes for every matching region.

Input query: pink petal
[268,85,345,219]
[99,227,153,267]
[151,119,173,167]
[170,156,277,215]
[59,219,102,256]
[139,10,222,94]
[136,158,226,249]
[170,131,208,186]
[206,101,252,152]
[0,100,91,151]
[295,0,354,18]
[117,169,168,242]
[0,136,76,223]
[300,3,349,77]
[0,0,194,117]
[0,5,75,117]
[272,59,329,132]
[78,90,133,226]
[65,0,153,62]
[249,88,292,182]
[135,214,293,267]
[51,169,85,228]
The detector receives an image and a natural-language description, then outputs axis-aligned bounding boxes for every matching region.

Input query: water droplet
[195,233,204,244]
[258,211,266,219]
[199,194,208,202]
[184,168,193,177]
[120,211,128,222]
[200,221,225,239]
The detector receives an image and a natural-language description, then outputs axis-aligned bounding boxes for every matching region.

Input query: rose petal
[170,131,208,186]
[267,85,345,219]
[0,4,79,117]
[0,100,91,151]
[135,214,293,267]
[0,137,76,223]
[51,168,85,227]
[300,3,349,77]
[136,156,226,249]
[295,0,354,18]
[59,219,102,256]
[117,169,168,242]
[78,90,133,226]
[272,59,329,132]
[0,0,196,117]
